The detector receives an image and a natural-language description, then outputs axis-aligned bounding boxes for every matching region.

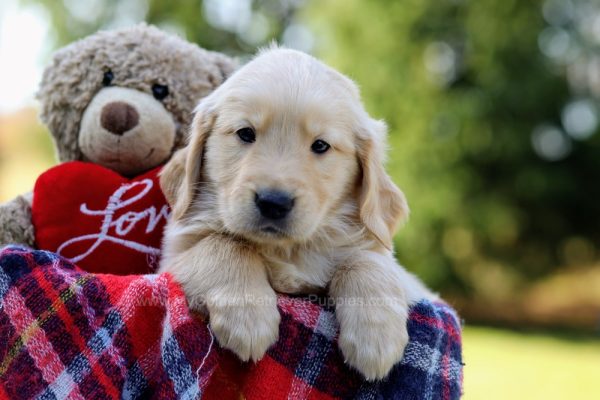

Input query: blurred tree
[21,0,600,311]
[20,0,304,55]
[307,0,600,303]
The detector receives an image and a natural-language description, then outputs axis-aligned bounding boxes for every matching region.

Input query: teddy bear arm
[0,193,35,248]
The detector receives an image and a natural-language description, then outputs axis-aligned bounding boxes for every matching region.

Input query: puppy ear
[160,100,216,220]
[160,147,188,208]
[357,119,409,249]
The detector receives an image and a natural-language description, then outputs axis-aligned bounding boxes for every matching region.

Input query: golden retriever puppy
[159,46,437,381]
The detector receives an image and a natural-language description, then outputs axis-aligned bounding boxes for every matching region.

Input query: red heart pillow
[32,161,170,275]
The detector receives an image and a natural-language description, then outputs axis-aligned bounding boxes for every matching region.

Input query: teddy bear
[0,24,235,274]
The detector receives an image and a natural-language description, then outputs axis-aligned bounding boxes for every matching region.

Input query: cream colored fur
[159,47,437,381]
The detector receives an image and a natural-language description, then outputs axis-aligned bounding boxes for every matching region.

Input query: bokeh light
[531,124,572,161]
[561,98,598,139]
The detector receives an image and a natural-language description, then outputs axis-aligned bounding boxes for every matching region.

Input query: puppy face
[162,48,408,249]
[205,66,363,244]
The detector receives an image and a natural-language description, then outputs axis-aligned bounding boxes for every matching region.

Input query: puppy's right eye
[236,127,256,143]
[311,139,330,154]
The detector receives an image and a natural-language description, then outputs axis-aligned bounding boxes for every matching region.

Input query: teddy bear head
[37,24,236,176]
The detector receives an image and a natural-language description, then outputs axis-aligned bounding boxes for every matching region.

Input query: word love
[57,179,170,263]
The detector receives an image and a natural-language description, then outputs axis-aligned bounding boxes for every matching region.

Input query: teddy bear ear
[214,53,238,82]
[37,46,91,163]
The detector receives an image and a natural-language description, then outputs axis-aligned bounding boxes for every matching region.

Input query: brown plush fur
[0,195,35,246]
[38,23,235,163]
[0,24,235,247]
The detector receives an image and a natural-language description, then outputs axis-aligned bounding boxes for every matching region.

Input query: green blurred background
[0,0,599,398]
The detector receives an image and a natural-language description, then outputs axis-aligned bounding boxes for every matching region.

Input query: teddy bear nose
[100,101,140,135]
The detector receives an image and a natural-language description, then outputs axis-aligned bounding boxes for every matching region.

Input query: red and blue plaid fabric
[0,245,463,399]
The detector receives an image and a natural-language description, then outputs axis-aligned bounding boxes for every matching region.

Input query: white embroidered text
[57,179,170,263]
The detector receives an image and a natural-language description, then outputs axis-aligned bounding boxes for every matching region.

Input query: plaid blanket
[0,245,463,399]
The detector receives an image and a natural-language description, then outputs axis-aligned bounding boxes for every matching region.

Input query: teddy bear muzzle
[100,101,140,136]
[79,86,177,177]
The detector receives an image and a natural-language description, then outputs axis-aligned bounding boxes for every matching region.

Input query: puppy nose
[255,190,294,220]
[100,101,139,135]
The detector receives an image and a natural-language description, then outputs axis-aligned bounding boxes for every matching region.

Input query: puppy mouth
[237,221,292,241]
[258,224,287,236]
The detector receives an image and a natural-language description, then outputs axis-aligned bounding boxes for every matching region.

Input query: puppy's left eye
[237,127,256,143]
[152,84,169,100]
[311,139,330,154]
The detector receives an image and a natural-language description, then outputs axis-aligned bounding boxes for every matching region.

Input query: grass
[463,326,600,400]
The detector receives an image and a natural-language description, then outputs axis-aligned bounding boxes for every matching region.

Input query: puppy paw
[338,305,409,381]
[207,292,280,362]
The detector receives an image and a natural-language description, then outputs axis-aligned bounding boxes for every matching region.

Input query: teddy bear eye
[152,84,169,100]
[102,70,114,86]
